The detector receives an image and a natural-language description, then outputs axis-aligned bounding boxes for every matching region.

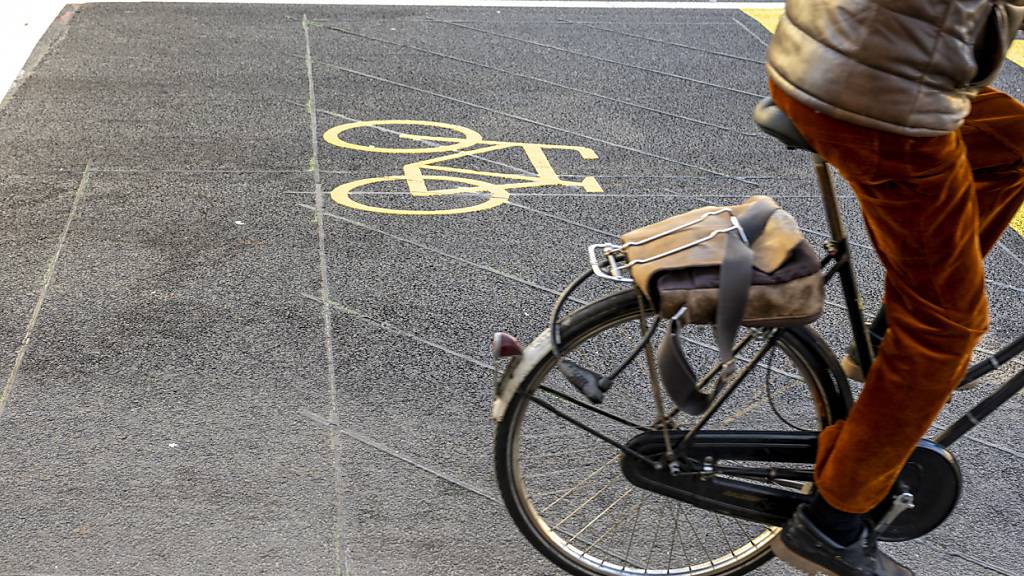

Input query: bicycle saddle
[753,97,815,152]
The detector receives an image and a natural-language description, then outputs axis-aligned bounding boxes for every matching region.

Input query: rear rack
[588,207,746,283]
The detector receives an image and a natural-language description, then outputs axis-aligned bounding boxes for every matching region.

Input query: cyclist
[763,1,1024,574]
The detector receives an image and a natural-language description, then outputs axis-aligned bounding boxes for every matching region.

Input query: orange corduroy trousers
[770,81,1024,513]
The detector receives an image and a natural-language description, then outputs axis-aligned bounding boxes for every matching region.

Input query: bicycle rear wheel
[495,290,848,576]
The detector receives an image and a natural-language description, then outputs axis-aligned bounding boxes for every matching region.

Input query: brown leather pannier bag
[622,195,824,326]
[619,196,825,414]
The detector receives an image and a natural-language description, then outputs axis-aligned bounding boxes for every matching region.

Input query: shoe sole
[770,536,840,576]
[839,356,864,383]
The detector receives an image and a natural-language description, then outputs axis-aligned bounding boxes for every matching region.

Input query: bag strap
[713,199,778,375]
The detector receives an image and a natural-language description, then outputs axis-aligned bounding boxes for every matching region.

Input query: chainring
[869,440,961,542]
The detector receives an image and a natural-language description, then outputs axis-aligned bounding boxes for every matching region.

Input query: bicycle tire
[495,289,849,576]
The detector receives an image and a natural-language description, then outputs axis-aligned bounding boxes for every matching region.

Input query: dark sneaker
[771,505,914,576]
[840,353,865,383]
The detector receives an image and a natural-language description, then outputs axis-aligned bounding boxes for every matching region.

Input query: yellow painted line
[740,7,783,33]
[1008,40,1024,69]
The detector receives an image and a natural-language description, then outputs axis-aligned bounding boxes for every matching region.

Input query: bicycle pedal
[557,359,606,403]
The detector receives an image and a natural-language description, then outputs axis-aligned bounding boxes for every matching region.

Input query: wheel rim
[503,308,829,576]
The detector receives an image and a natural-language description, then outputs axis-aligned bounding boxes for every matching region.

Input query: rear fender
[491,329,552,422]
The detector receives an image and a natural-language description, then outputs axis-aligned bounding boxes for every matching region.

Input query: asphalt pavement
[1,2,1023,575]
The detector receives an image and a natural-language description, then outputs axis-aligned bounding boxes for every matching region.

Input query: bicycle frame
[811,153,1024,450]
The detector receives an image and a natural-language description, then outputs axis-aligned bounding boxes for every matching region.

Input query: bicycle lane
[302,6,1024,576]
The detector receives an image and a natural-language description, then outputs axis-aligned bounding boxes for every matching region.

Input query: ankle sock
[806,494,864,546]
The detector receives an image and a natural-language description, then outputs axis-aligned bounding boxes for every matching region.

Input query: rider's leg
[842,88,1024,382]
[769,80,994,517]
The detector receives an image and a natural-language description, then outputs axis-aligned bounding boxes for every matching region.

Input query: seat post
[813,154,846,243]
[813,154,876,373]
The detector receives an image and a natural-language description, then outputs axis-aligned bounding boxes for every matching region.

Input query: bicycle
[488,98,1024,576]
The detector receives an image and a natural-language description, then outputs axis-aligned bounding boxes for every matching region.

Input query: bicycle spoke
[682,508,716,566]
[713,513,737,555]
[667,503,682,570]
[584,489,641,556]
[729,515,761,554]
[646,505,667,567]
[552,477,618,530]
[623,491,648,565]
[551,526,636,568]
[568,487,634,546]
[539,454,619,513]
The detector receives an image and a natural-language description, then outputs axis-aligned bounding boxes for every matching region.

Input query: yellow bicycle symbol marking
[322,120,603,216]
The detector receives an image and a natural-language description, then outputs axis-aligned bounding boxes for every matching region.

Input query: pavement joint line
[506,199,617,238]
[920,538,1019,576]
[961,432,1024,460]
[564,19,766,65]
[307,103,543,178]
[429,18,769,100]
[302,15,350,576]
[986,278,1024,295]
[997,240,1024,270]
[309,61,759,185]
[301,293,497,372]
[732,17,770,48]
[299,203,591,303]
[298,405,501,504]
[0,162,93,423]
[319,23,765,138]
[300,407,338,427]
